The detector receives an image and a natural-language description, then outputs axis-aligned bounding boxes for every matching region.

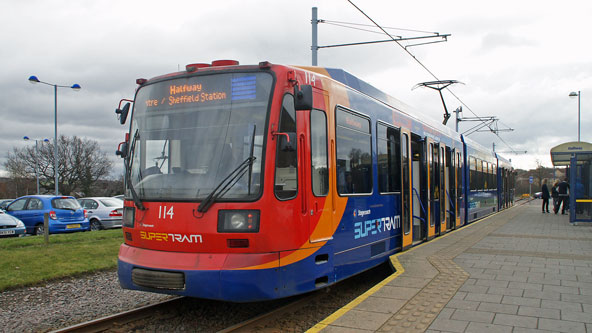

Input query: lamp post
[23,137,50,194]
[28,76,81,195]
[569,91,581,142]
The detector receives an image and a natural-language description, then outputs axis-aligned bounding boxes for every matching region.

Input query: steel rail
[50,296,184,333]
[217,291,323,333]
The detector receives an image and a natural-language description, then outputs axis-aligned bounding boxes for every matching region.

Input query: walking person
[541,179,550,213]
[556,177,570,215]
[551,180,559,213]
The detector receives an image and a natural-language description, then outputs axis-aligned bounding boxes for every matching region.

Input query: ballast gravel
[0,270,171,333]
[0,263,394,332]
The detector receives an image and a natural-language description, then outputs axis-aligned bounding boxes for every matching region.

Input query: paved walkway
[308,200,592,333]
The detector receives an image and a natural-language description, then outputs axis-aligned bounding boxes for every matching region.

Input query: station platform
[308,200,592,333]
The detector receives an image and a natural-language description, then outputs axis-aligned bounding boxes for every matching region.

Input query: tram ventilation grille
[132,268,185,290]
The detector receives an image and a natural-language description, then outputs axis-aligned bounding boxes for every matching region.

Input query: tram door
[411,134,427,244]
[439,143,447,234]
[456,151,463,227]
[446,147,456,230]
[503,169,509,209]
[426,138,437,240]
[401,130,412,250]
[299,105,332,243]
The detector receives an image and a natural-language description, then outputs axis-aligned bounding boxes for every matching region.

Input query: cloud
[478,32,537,52]
[0,0,591,178]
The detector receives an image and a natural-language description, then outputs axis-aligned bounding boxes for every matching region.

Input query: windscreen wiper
[126,130,145,210]
[196,124,257,214]
[196,156,256,214]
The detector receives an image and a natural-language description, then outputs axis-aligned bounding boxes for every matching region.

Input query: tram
[115,60,514,302]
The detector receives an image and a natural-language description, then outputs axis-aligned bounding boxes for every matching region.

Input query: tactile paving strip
[376,209,521,332]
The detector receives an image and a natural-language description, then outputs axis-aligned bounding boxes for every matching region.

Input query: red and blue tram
[116,60,514,302]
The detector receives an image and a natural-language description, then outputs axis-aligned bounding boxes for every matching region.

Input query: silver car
[78,197,123,230]
[0,210,26,237]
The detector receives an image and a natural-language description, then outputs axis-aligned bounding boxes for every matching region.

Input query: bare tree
[3,155,33,197]
[4,135,113,196]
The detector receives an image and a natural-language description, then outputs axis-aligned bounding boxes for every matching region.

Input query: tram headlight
[123,206,135,228]
[218,210,260,233]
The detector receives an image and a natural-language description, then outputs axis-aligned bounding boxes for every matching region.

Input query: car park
[4,195,90,235]
[0,210,26,238]
[78,197,123,230]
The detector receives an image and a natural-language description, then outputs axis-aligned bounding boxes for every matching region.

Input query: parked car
[0,199,14,210]
[78,197,123,230]
[533,192,542,199]
[0,210,26,238]
[5,195,90,235]
[112,194,124,201]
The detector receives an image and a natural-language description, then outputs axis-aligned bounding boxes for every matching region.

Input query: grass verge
[0,229,123,291]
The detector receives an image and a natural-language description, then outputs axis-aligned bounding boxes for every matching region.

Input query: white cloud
[0,0,591,176]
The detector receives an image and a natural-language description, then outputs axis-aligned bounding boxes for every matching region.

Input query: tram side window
[457,152,462,198]
[474,158,479,190]
[482,162,486,189]
[477,159,483,190]
[487,163,493,190]
[488,163,495,189]
[483,162,488,190]
[377,124,401,193]
[493,166,497,189]
[488,163,491,189]
[336,107,372,195]
[275,94,298,200]
[311,110,329,196]
[469,156,477,191]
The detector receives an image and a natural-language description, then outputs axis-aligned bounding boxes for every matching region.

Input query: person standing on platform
[541,179,550,213]
[556,178,570,214]
[551,180,559,213]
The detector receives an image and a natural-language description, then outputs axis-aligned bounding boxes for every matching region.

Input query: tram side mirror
[294,84,313,110]
[116,141,128,158]
[279,132,297,152]
[116,103,131,125]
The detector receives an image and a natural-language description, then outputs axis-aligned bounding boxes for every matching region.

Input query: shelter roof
[550,141,592,166]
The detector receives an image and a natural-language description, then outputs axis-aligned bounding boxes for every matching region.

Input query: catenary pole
[312,7,318,66]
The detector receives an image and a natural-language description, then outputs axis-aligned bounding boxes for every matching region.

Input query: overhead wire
[345,0,520,155]
[321,19,438,35]
[322,21,402,37]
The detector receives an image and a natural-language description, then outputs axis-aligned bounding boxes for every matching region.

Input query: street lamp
[23,136,50,194]
[28,75,81,195]
[569,91,581,142]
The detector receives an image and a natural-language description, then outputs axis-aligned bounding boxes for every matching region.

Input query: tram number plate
[66,224,81,229]
[0,230,15,235]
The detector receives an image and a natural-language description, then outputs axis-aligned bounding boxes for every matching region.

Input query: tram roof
[550,141,592,166]
[297,66,460,141]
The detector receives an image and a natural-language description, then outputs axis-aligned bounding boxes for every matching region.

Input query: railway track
[51,262,393,332]
[50,292,321,333]
[51,297,184,333]
[218,291,323,332]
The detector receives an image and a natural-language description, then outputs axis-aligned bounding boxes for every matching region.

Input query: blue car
[5,195,90,235]
[0,210,26,238]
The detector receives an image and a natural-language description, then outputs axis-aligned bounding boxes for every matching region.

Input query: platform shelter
[550,141,592,223]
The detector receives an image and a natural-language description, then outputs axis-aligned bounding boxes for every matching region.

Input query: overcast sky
[1,0,590,177]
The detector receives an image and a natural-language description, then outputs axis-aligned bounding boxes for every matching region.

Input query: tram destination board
[138,73,271,111]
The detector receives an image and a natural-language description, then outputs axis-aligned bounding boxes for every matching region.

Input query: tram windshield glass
[128,72,273,201]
